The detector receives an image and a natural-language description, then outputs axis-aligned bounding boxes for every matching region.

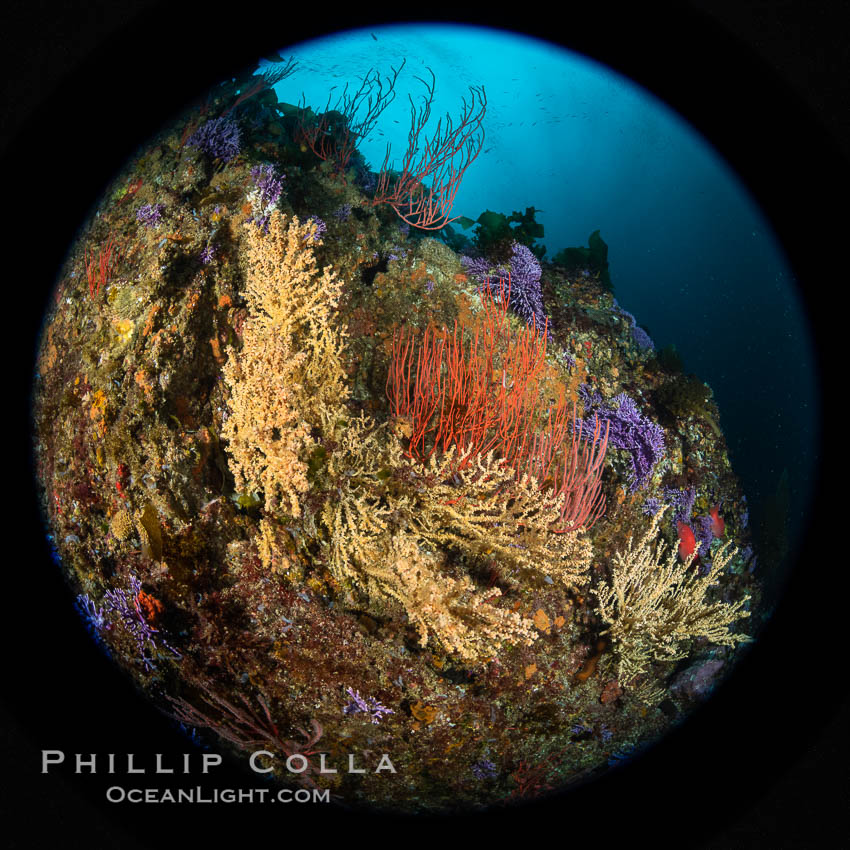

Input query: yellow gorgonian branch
[593,507,751,681]
[221,212,348,517]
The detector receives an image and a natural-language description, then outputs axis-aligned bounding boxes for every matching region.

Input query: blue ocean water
[272,23,819,588]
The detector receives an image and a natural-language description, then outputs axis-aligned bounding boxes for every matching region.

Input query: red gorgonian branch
[167,680,324,788]
[371,68,486,230]
[387,276,609,532]
[84,236,120,300]
[221,55,298,117]
[298,60,405,174]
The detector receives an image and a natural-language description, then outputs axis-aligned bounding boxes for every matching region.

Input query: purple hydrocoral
[102,575,180,671]
[613,299,655,351]
[386,246,408,262]
[632,325,655,351]
[306,216,327,244]
[187,117,241,162]
[76,592,108,634]
[247,163,285,231]
[342,687,394,724]
[612,298,635,325]
[136,203,164,228]
[644,487,720,572]
[75,592,111,654]
[460,253,494,281]
[471,758,498,780]
[461,241,548,334]
[508,241,547,333]
[560,350,577,372]
[578,387,664,491]
[663,485,697,526]
[740,496,749,529]
[251,163,285,204]
[694,514,716,574]
[651,486,722,572]
[250,164,284,205]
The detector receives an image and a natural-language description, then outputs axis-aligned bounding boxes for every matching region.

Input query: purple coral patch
[187,117,242,162]
[578,387,665,491]
[343,687,394,724]
[461,241,548,334]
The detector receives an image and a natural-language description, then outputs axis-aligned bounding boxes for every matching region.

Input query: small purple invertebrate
[342,687,394,724]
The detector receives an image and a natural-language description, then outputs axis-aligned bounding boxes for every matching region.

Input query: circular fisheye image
[31,24,818,812]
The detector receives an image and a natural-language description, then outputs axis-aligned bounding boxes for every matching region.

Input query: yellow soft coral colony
[408,447,593,590]
[593,507,751,682]
[221,212,348,518]
[318,416,539,660]
[371,533,537,663]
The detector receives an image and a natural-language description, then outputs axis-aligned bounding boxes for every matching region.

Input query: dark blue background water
[277,23,819,582]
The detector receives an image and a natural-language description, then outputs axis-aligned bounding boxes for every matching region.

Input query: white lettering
[249,750,275,773]
[375,753,396,773]
[285,754,308,773]
[239,788,261,802]
[41,750,64,773]
[75,754,97,774]
[318,753,337,774]
[202,753,222,773]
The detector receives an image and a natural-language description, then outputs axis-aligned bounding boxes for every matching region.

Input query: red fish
[677,522,697,561]
[709,506,725,538]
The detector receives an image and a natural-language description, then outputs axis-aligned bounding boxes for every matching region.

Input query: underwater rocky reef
[32,60,760,813]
